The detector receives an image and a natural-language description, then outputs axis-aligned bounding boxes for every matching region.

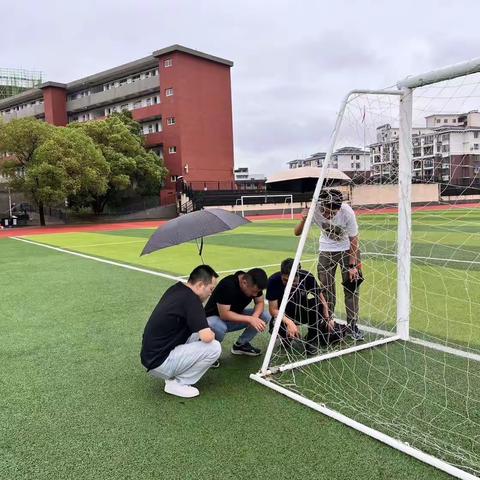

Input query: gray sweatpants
[148,333,221,386]
[317,250,359,327]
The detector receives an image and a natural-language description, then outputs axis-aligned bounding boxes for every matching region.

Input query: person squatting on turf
[266,258,346,355]
[294,189,365,341]
[205,268,271,359]
[140,265,221,399]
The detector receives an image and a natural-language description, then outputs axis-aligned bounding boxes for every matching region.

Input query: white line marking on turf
[65,239,146,248]
[11,237,185,283]
[177,258,319,278]
[363,251,480,265]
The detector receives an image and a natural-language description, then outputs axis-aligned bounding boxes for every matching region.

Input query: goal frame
[250,60,480,480]
[237,194,294,219]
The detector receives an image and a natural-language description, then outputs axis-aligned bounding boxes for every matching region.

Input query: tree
[1,121,109,225]
[0,117,54,166]
[69,111,167,214]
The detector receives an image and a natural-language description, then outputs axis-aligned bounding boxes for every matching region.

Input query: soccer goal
[237,194,294,218]
[251,60,480,479]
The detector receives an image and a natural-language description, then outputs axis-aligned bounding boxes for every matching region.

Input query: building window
[165,88,174,97]
[474,144,479,150]
[474,131,479,139]
[436,119,441,123]
[167,117,176,125]
[453,119,456,123]
[168,146,177,154]
[164,59,173,67]
[444,119,448,123]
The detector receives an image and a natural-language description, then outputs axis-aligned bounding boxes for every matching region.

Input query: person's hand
[301,208,308,220]
[249,316,267,332]
[327,319,335,333]
[285,319,300,338]
[348,266,359,282]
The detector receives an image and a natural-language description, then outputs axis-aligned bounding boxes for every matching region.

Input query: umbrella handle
[196,237,205,264]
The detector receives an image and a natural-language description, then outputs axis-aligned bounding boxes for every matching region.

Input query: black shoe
[231,342,261,356]
[210,360,220,368]
[348,325,365,341]
[305,342,318,356]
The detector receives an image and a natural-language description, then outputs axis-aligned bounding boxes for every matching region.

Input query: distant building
[288,152,326,169]
[288,148,371,183]
[331,147,370,182]
[234,167,266,190]
[370,111,480,186]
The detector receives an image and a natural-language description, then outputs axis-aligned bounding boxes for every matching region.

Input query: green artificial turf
[2,209,479,479]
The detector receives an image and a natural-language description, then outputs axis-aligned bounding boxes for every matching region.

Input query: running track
[1,203,478,238]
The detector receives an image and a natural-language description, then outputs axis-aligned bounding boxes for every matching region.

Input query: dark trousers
[270,298,344,346]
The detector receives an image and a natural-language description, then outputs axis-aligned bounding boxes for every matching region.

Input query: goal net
[237,194,294,219]
[252,62,480,479]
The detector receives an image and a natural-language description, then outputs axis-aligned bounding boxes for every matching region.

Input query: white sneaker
[164,379,199,398]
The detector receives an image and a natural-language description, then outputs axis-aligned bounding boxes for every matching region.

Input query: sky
[2,0,480,175]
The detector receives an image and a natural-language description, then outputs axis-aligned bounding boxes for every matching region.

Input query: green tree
[1,121,109,225]
[70,111,167,213]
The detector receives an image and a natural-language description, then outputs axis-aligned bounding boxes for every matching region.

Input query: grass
[2,208,479,479]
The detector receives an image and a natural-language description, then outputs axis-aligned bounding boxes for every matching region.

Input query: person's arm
[217,304,266,332]
[348,235,360,281]
[251,295,265,318]
[294,208,308,236]
[318,292,335,332]
[268,299,300,338]
[198,327,215,343]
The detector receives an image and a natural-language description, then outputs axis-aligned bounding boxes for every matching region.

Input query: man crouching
[141,265,221,399]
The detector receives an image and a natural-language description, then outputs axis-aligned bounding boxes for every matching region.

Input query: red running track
[1,203,478,238]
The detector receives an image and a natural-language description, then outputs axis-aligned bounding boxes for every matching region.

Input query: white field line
[363,251,480,265]
[11,237,185,283]
[60,239,146,248]
[178,258,318,278]
[16,226,289,250]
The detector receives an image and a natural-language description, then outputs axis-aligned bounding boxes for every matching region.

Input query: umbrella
[141,208,251,260]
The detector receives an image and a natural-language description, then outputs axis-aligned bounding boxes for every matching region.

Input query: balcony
[132,104,162,122]
[1,103,44,122]
[144,132,163,147]
[67,75,159,113]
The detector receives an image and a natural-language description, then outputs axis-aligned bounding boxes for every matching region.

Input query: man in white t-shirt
[294,189,364,340]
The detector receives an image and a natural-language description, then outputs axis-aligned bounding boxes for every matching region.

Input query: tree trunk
[39,200,46,226]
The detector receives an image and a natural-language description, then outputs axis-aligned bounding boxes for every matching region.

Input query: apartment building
[288,148,370,182]
[370,112,480,186]
[0,45,235,204]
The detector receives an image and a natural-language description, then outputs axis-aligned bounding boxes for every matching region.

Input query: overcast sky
[2,0,479,175]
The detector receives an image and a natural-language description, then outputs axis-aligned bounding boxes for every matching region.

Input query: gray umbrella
[141,208,251,258]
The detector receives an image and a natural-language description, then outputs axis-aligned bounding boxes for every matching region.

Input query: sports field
[2,207,479,480]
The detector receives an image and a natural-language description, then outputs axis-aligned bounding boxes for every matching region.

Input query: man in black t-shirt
[204,268,270,357]
[267,258,345,354]
[141,265,221,399]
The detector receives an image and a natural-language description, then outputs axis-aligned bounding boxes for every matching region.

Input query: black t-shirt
[141,282,208,371]
[266,270,321,318]
[204,271,263,317]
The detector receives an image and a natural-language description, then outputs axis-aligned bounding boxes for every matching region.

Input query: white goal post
[237,194,294,218]
[251,60,480,480]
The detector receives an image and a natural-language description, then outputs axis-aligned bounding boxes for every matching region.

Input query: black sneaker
[305,342,318,356]
[231,342,261,356]
[210,360,220,368]
[348,325,365,341]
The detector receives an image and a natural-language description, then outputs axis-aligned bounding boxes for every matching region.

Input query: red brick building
[0,45,235,204]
